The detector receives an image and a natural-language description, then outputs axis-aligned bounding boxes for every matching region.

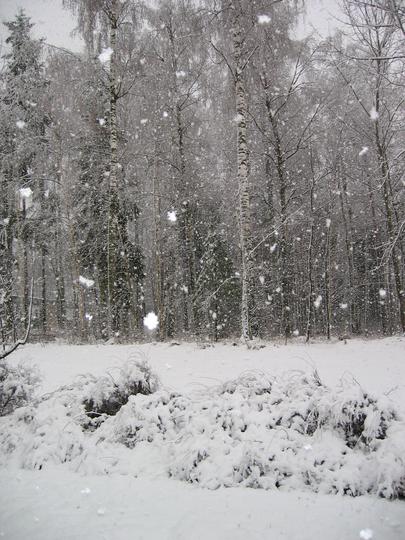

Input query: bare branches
[0,278,34,361]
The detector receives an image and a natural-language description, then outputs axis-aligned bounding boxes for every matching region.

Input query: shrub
[0,361,41,416]
[82,360,160,420]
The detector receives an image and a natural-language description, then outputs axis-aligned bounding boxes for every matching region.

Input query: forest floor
[1,336,404,539]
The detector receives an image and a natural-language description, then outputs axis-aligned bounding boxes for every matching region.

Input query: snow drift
[0,359,404,498]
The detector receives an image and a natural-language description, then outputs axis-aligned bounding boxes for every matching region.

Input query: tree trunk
[107,1,121,337]
[233,5,253,342]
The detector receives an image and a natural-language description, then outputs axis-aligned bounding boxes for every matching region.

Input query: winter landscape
[1,0,405,538]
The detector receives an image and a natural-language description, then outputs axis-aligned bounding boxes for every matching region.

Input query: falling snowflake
[85,313,93,321]
[167,210,177,222]
[369,107,379,121]
[326,218,331,228]
[16,120,26,129]
[98,118,106,126]
[140,118,148,125]
[259,275,265,285]
[359,529,373,540]
[79,276,95,288]
[98,47,113,64]
[270,243,277,253]
[176,70,186,78]
[293,329,300,336]
[379,288,387,299]
[163,111,169,118]
[257,14,271,24]
[359,146,369,156]
[314,295,322,309]
[340,303,348,310]
[143,311,158,330]
[19,187,33,198]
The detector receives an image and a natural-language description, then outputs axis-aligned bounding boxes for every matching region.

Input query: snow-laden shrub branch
[82,360,160,421]
[0,361,41,417]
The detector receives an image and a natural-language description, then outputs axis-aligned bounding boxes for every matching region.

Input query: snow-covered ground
[9,337,405,407]
[1,337,404,539]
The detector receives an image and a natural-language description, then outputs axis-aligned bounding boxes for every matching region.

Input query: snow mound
[0,362,404,498]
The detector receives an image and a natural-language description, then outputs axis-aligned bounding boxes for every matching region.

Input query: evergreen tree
[0,10,49,342]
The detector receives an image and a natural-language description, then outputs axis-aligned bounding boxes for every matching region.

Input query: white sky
[0,0,341,55]
[0,0,82,52]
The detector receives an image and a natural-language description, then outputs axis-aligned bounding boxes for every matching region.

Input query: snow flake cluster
[79,275,95,288]
[257,14,271,24]
[98,47,113,64]
[143,312,159,330]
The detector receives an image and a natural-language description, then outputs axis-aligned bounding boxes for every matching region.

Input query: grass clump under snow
[0,359,404,498]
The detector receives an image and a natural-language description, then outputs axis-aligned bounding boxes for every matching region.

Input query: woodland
[1,0,404,346]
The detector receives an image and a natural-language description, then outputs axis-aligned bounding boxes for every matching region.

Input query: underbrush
[0,360,404,498]
[0,361,41,417]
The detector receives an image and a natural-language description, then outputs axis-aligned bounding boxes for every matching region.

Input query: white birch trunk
[232,3,253,342]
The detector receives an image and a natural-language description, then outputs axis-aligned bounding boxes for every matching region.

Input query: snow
[5,338,404,407]
[16,120,26,129]
[78,275,95,288]
[97,118,105,126]
[233,113,244,123]
[167,210,177,222]
[176,70,186,77]
[369,108,379,121]
[270,243,277,253]
[326,218,331,228]
[360,529,374,540]
[19,187,33,198]
[1,338,405,539]
[98,47,113,64]
[1,467,403,540]
[314,295,322,309]
[379,289,387,299]
[143,311,159,330]
[257,14,272,24]
[359,146,369,156]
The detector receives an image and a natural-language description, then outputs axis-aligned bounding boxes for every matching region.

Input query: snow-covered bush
[0,361,41,416]
[82,360,160,421]
[0,363,404,498]
[166,372,404,496]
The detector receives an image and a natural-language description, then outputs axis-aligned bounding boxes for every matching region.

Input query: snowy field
[1,337,405,539]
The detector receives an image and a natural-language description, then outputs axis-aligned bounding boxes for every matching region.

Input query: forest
[1,0,404,345]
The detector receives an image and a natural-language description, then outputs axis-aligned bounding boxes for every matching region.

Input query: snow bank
[0,361,404,498]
